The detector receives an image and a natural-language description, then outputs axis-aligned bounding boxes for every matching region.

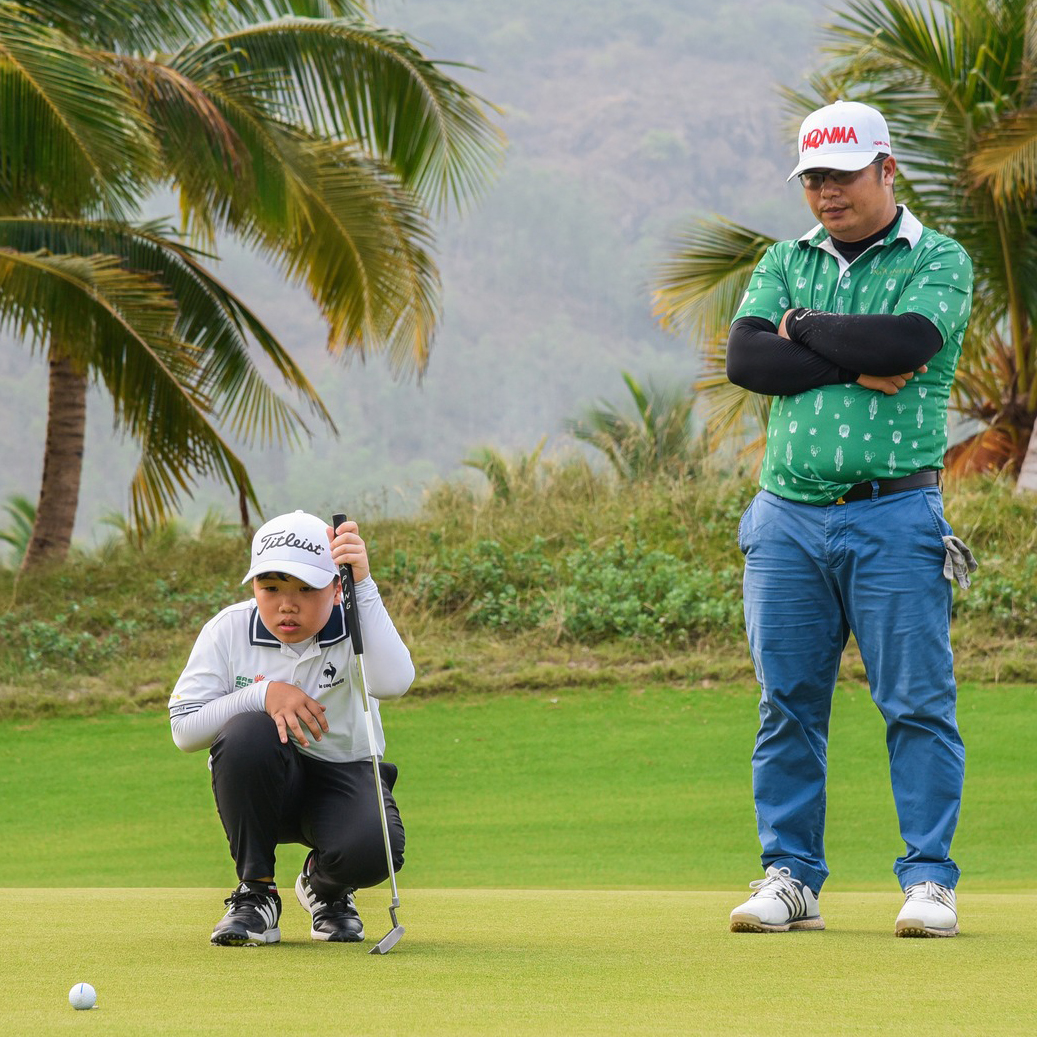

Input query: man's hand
[777,309,795,339]
[857,366,928,395]
[265,681,328,747]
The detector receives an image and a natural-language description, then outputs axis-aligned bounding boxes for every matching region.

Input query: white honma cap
[241,510,337,587]
[788,100,893,181]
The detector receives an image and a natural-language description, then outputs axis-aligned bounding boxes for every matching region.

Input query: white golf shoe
[729,866,825,933]
[895,881,959,938]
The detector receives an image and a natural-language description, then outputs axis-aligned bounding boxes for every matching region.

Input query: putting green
[6,887,1034,1036]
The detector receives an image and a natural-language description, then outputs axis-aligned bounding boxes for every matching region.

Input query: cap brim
[787,149,881,182]
[241,561,337,587]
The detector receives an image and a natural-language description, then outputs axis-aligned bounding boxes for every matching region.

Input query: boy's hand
[328,519,371,582]
[265,681,328,747]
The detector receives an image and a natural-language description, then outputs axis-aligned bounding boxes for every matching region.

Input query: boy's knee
[211,712,284,770]
[318,825,405,891]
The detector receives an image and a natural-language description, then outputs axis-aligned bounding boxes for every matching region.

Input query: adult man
[725,100,973,937]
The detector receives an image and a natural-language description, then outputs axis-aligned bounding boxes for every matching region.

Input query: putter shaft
[332,514,405,953]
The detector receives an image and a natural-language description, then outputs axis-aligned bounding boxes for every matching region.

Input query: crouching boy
[169,511,413,946]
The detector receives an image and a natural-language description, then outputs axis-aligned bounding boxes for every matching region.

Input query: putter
[332,514,405,955]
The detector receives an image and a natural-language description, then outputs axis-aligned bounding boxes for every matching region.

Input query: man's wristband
[783,307,857,383]
[783,307,818,341]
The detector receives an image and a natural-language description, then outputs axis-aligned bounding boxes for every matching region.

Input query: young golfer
[169,511,413,946]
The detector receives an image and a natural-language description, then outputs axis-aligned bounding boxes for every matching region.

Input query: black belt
[834,469,940,504]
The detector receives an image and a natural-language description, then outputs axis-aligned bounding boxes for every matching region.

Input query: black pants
[209,712,405,902]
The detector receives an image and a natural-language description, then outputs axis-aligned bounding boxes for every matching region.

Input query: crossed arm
[726,310,943,397]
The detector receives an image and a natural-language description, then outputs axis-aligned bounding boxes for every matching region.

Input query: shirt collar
[249,601,349,649]
[798,204,924,251]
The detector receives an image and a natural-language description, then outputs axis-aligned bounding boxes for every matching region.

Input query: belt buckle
[835,496,847,505]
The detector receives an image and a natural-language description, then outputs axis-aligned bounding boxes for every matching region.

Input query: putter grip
[332,512,364,656]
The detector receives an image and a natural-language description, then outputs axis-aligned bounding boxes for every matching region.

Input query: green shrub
[556,539,741,642]
[0,469,1034,700]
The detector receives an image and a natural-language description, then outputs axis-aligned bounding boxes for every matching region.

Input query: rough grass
[0,470,1034,720]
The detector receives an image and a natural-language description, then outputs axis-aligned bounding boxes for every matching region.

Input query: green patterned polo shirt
[732,207,973,504]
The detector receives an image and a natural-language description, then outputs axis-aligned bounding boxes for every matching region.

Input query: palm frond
[17,1,370,52]
[0,216,334,444]
[652,218,777,459]
[219,17,504,211]
[0,248,262,525]
[0,5,157,217]
[653,217,775,346]
[970,109,1037,199]
[695,349,771,460]
[0,493,35,561]
[122,41,444,373]
[199,111,440,372]
[566,373,699,481]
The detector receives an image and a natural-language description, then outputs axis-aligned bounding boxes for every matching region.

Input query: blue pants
[738,488,964,894]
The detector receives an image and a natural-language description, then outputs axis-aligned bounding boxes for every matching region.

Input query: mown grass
[2,683,1033,891]
[8,888,1036,1037]
[0,468,1034,718]
[3,683,1035,1035]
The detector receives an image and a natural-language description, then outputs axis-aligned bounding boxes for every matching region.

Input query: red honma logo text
[802,126,859,151]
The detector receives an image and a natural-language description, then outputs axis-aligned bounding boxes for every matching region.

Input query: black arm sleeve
[784,309,944,375]
[726,317,856,396]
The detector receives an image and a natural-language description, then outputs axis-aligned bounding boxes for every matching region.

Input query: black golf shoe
[211,881,282,946]
[295,856,364,942]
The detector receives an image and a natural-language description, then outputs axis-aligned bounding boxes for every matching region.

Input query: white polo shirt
[168,576,414,762]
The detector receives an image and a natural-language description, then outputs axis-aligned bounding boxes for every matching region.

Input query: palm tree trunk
[20,354,87,570]
[1017,417,1037,494]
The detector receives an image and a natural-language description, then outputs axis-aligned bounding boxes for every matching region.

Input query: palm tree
[652,0,1037,490]
[463,437,548,503]
[1,0,502,568]
[565,372,702,482]
[966,2,1037,490]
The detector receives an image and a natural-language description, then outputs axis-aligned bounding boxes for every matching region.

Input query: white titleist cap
[788,99,893,181]
[241,510,337,587]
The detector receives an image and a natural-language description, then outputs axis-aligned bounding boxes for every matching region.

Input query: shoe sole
[310,927,365,942]
[210,927,281,947]
[295,873,365,942]
[730,913,825,933]
[895,920,959,938]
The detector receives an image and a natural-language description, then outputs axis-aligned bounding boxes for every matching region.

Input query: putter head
[369,924,405,955]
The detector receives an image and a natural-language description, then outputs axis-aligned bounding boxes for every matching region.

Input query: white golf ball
[68,982,97,1010]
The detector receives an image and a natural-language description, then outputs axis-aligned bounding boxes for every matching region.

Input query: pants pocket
[737,494,759,555]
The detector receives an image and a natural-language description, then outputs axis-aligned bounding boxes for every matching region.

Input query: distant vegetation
[565,372,704,482]
[1,469,1033,718]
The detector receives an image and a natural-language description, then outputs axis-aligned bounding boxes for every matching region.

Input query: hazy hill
[0,0,832,544]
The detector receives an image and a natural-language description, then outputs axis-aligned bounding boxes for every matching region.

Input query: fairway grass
[1,683,1034,890]
[6,887,1035,1036]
